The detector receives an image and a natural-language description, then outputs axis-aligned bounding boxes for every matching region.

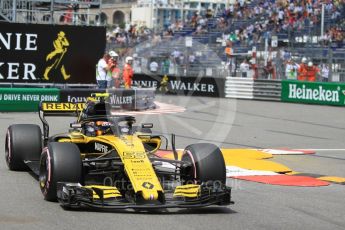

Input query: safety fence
[2,78,345,112]
[0,87,155,112]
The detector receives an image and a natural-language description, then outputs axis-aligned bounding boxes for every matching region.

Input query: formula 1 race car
[5,93,232,210]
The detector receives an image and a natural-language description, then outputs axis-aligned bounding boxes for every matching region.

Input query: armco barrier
[281,80,345,106]
[0,87,156,112]
[225,77,281,101]
[0,88,60,112]
[225,77,254,99]
[253,79,281,101]
[60,88,155,111]
[106,88,155,110]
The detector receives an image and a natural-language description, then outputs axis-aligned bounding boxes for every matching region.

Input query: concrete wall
[131,7,152,28]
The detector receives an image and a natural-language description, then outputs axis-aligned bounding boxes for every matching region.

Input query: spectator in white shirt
[285,59,298,80]
[149,61,159,73]
[239,59,250,78]
[321,64,329,82]
[96,53,111,89]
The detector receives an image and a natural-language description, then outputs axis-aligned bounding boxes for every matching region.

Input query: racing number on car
[123,152,146,159]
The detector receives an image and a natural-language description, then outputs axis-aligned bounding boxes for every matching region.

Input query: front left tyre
[39,142,83,201]
[5,124,42,171]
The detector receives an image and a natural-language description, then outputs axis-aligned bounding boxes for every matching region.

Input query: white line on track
[297,149,345,151]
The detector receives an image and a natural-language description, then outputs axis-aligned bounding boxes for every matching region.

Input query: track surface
[1,96,345,230]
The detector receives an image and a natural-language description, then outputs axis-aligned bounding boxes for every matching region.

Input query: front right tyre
[181,143,226,185]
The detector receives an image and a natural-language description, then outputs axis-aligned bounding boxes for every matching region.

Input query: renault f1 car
[5,93,232,210]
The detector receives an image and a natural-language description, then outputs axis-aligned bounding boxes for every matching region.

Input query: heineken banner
[132,74,225,97]
[0,88,59,111]
[0,22,105,84]
[281,80,345,106]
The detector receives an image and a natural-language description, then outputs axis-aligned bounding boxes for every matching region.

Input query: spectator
[298,57,308,81]
[171,49,181,65]
[306,61,320,82]
[161,58,170,75]
[149,60,159,73]
[264,60,276,79]
[285,59,298,80]
[123,56,134,89]
[320,64,329,82]
[225,41,235,74]
[96,53,111,89]
[239,59,250,78]
[108,51,121,88]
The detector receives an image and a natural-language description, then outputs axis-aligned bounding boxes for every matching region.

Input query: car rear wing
[38,93,109,143]
[39,102,84,117]
[39,102,85,143]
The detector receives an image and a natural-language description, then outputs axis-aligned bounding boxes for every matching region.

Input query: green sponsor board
[0,88,60,112]
[281,80,345,106]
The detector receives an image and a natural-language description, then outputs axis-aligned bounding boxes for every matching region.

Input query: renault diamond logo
[142,182,154,189]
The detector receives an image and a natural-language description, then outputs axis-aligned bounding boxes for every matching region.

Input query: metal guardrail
[225,77,281,101]
[0,0,101,25]
[1,9,101,25]
[225,77,254,99]
[253,79,281,101]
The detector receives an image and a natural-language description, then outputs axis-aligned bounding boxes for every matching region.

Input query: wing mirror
[70,123,82,129]
[142,123,153,129]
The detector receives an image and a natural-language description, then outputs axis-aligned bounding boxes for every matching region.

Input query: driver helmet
[95,121,113,135]
[85,122,96,136]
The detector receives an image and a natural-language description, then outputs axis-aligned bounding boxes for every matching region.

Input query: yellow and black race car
[5,94,233,210]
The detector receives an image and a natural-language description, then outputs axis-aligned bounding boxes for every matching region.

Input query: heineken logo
[288,84,340,102]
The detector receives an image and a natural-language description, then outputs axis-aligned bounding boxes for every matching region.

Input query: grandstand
[105,0,344,80]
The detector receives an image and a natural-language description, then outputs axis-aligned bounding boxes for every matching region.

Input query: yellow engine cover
[95,135,164,201]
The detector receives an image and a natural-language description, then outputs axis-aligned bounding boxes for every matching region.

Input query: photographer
[108,51,121,88]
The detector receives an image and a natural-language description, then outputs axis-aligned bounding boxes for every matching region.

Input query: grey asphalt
[1,96,345,230]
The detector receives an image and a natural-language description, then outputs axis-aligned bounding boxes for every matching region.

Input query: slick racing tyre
[5,124,42,171]
[181,143,226,185]
[39,142,83,201]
